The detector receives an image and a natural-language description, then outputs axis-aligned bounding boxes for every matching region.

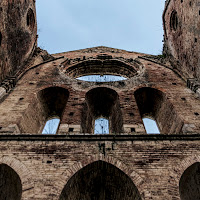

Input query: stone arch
[134,87,183,134]
[55,155,148,199]
[168,155,200,199]
[37,86,69,118]
[81,87,123,134]
[170,10,178,31]
[179,162,200,200]
[0,164,22,200]
[0,156,34,199]
[19,86,69,133]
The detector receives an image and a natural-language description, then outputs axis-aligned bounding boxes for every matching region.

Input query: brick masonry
[163,0,200,80]
[0,47,199,135]
[0,136,199,199]
[0,0,200,199]
[0,0,37,83]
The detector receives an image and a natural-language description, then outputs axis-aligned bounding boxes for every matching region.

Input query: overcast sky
[36,0,165,55]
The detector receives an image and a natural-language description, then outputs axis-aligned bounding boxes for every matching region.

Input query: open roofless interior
[0,0,200,199]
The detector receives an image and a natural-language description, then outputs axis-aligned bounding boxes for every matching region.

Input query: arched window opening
[38,87,69,134]
[94,118,109,134]
[27,8,35,31]
[81,87,123,134]
[179,162,200,200]
[170,10,178,31]
[42,117,60,134]
[142,117,160,134]
[0,164,22,200]
[77,75,127,82]
[59,161,142,200]
[20,87,69,134]
[134,87,183,134]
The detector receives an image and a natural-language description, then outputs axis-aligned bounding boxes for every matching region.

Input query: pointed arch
[20,86,69,133]
[0,164,22,200]
[134,87,183,134]
[0,156,35,199]
[169,155,200,199]
[82,87,123,134]
[59,160,142,200]
[55,155,149,199]
[179,162,200,200]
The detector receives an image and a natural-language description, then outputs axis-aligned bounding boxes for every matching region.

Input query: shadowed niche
[81,87,123,134]
[179,162,200,200]
[20,86,69,133]
[59,161,142,200]
[27,8,35,32]
[0,164,22,200]
[38,87,69,118]
[134,87,183,134]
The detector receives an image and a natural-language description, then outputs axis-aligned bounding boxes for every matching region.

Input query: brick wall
[0,0,37,83]
[0,135,199,199]
[0,48,199,134]
[163,0,200,80]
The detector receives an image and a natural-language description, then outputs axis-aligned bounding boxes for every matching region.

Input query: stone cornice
[0,134,199,141]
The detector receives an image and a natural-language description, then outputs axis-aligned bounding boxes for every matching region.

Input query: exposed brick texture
[163,0,200,80]
[0,1,200,199]
[0,0,37,83]
[0,136,198,199]
[0,47,199,135]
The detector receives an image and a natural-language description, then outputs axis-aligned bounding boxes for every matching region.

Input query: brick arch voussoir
[134,84,168,97]
[168,155,200,199]
[56,154,150,200]
[84,84,121,94]
[0,156,35,195]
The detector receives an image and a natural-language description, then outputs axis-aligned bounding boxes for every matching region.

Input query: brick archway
[82,87,123,134]
[55,154,150,199]
[134,86,183,134]
[0,156,35,199]
[168,155,200,200]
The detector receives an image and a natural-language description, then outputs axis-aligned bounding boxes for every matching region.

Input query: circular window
[170,10,178,31]
[63,59,141,79]
[76,75,127,82]
[26,8,35,31]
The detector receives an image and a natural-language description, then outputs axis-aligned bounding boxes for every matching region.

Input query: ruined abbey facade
[0,0,200,199]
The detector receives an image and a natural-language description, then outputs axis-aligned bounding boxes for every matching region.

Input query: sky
[36,0,165,55]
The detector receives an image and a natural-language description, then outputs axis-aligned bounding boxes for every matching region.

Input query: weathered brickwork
[0,136,199,199]
[0,47,199,135]
[163,0,200,80]
[0,46,198,199]
[0,0,37,83]
[0,0,200,199]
